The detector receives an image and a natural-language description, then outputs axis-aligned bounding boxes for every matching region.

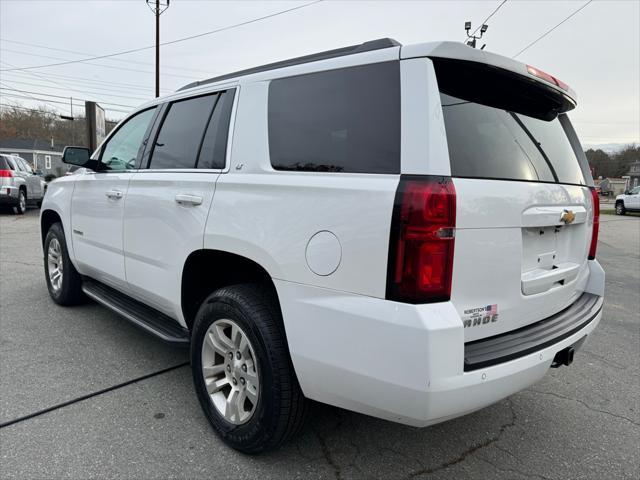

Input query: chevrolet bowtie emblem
[560,209,576,224]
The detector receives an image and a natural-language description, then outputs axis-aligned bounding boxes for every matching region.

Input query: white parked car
[615,186,640,214]
[40,39,605,453]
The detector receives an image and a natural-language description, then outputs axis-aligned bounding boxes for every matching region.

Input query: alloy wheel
[201,319,260,425]
[47,238,64,292]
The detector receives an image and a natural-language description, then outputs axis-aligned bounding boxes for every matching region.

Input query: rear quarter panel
[204,81,398,297]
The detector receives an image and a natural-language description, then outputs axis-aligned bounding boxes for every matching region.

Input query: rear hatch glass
[441,92,587,185]
[433,58,596,342]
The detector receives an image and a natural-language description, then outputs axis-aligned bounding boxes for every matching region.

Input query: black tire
[191,284,307,453]
[13,189,26,215]
[615,202,626,215]
[44,222,84,305]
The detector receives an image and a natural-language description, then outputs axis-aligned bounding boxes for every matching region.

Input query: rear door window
[440,93,586,185]
[149,94,217,169]
[268,61,400,174]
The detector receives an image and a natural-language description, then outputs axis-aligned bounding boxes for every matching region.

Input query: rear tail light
[526,65,569,91]
[386,176,456,303]
[588,187,599,260]
[0,169,13,177]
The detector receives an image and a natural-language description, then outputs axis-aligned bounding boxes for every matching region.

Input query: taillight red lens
[387,176,456,303]
[0,169,13,177]
[588,187,599,260]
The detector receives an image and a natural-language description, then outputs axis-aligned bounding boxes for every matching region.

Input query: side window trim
[95,106,159,173]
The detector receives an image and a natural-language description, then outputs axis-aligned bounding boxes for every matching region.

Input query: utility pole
[70,97,74,144]
[146,0,170,97]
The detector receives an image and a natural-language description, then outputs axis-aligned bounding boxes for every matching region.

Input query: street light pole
[146,0,170,98]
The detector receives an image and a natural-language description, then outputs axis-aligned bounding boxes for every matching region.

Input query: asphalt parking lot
[1,209,638,480]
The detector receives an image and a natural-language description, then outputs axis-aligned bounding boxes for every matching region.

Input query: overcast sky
[1,0,638,147]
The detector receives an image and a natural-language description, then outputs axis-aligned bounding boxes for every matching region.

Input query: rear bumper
[0,187,19,206]
[275,260,604,427]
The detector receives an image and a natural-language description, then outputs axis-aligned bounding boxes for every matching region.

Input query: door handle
[105,190,123,200]
[174,194,202,206]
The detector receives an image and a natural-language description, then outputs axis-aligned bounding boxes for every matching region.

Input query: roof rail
[177,38,401,92]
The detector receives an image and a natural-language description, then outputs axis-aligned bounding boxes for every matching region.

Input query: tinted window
[268,62,400,174]
[0,156,9,170]
[16,157,33,173]
[150,94,217,169]
[101,108,156,171]
[197,90,235,169]
[14,157,26,172]
[440,93,586,185]
[4,156,17,170]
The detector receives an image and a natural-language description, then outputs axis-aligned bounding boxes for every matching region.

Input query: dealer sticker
[462,304,499,328]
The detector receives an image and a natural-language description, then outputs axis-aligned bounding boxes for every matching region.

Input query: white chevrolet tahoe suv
[40,39,605,453]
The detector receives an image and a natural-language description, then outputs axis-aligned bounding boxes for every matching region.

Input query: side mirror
[62,146,93,167]
[624,190,630,195]
[35,169,44,176]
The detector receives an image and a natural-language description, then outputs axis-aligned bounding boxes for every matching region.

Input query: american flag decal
[486,304,498,315]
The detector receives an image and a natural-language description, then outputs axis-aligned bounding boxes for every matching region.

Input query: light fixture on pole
[465,21,489,49]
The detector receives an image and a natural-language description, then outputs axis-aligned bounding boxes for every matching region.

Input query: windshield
[440,93,586,185]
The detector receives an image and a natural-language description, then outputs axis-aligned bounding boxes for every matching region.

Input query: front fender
[40,176,77,266]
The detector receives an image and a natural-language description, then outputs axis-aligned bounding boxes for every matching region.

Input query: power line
[0,80,70,114]
[1,48,196,78]
[0,94,129,114]
[0,38,219,75]
[0,1,323,72]
[2,77,154,100]
[0,103,70,115]
[465,0,508,40]
[2,78,152,102]
[5,69,171,93]
[512,0,593,58]
[0,85,136,110]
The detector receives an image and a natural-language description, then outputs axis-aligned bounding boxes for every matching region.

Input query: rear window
[440,93,586,185]
[1,156,17,170]
[268,61,400,174]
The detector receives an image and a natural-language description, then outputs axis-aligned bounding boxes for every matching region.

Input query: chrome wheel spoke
[204,331,229,357]
[206,377,229,395]
[202,364,225,378]
[226,389,240,420]
[214,324,235,350]
[238,335,249,356]
[245,384,258,405]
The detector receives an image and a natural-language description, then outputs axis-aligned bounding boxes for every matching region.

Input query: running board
[82,278,190,347]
